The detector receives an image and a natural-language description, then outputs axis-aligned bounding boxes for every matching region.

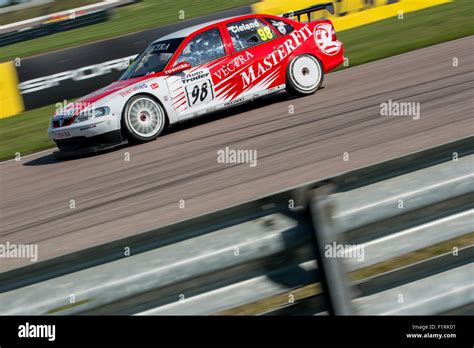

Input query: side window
[263,17,294,36]
[176,28,225,67]
[227,18,277,51]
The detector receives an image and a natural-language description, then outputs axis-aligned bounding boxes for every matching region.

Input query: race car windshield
[120,38,184,80]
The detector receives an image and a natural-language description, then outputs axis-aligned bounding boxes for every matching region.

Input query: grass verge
[1,0,473,161]
[0,103,58,160]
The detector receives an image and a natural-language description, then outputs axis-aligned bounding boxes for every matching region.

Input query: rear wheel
[286,54,324,96]
[122,95,166,143]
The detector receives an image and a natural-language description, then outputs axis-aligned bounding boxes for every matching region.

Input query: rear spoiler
[282,2,335,22]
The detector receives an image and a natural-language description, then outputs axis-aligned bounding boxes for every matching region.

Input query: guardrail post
[310,185,353,315]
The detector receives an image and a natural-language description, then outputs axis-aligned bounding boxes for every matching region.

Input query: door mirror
[164,62,191,75]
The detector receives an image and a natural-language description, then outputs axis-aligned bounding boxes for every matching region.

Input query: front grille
[53,118,74,128]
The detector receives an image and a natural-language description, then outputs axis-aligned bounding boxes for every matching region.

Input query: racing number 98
[257,27,274,41]
[191,82,208,105]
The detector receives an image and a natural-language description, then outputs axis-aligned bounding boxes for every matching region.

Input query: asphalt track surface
[1,36,473,272]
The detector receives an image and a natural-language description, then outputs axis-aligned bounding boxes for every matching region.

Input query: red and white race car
[48,3,344,155]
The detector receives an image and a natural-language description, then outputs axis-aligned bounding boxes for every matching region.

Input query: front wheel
[122,95,166,143]
[286,54,324,96]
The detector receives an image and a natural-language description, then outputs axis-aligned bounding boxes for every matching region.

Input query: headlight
[93,107,110,117]
[74,107,110,123]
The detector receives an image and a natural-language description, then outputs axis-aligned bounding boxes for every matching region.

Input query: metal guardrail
[313,149,474,315]
[352,247,473,315]
[0,137,472,315]
[0,213,318,315]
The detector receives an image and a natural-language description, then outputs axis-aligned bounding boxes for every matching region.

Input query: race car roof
[153,16,236,42]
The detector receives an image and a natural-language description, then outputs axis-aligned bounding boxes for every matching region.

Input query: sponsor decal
[224,97,245,107]
[269,19,289,35]
[164,62,191,75]
[150,82,159,89]
[213,51,254,81]
[119,83,148,97]
[314,23,341,56]
[19,55,138,94]
[228,19,260,34]
[51,131,72,139]
[153,43,171,51]
[182,70,210,84]
[240,25,313,89]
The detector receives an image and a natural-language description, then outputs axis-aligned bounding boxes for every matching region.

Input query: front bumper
[52,129,124,156]
[48,115,124,156]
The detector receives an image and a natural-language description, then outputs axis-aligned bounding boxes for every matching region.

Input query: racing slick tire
[122,95,167,143]
[286,54,324,96]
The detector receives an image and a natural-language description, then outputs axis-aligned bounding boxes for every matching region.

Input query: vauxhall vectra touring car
[48,3,344,155]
